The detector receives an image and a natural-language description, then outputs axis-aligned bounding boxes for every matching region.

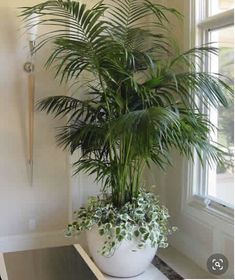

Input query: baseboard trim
[170,231,210,271]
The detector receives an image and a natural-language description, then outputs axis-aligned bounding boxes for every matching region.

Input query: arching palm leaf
[21,0,109,81]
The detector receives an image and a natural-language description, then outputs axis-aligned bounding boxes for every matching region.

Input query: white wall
[0,0,70,250]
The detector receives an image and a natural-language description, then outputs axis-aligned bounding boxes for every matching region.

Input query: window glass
[207,25,234,207]
[209,0,234,16]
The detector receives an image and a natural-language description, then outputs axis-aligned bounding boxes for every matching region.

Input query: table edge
[73,244,105,280]
[0,253,9,280]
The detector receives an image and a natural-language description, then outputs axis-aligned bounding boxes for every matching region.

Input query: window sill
[187,195,234,224]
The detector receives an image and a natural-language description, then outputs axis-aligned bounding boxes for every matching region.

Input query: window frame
[182,0,234,221]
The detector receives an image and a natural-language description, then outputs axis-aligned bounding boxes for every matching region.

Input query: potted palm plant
[21,0,232,277]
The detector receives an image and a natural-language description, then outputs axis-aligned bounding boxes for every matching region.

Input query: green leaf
[139,227,146,234]
[116,227,121,235]
[144,233,150,240]
[99,228,105,236]
[134,230,140,237]
[118,235,124,242]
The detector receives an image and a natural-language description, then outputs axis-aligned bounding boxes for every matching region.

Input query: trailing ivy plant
[20,0,232,252]
[66,190,177,256]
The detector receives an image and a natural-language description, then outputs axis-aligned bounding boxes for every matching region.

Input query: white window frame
[182,0,234,223]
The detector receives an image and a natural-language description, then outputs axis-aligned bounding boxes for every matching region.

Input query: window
[209,0,234,16]
[193,1,234,209]
[207,26,234,207]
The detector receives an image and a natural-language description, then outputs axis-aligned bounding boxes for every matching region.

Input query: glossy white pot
[86,227,157,278]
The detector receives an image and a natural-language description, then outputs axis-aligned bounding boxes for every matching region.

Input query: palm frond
[176,72,232,108]
[36,95,81,118]
[170,46,219,69]
[21,0,109,81]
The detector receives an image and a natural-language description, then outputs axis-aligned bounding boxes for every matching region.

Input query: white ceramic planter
[86,227,157,278]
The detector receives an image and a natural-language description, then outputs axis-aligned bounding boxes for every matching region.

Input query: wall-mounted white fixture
[23,13,39,186]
